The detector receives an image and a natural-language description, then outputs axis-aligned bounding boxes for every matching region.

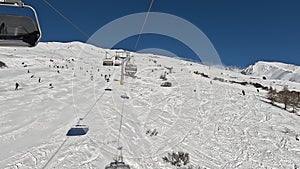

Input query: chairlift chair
[0,0,41,47]
[105,161,130,169]
[105,87,112,91]
[124,64,137,76]
[103,58,114,66]
[120,94,129,99]
[66,124,89,136]
[114,59,121,66]
[115,51,127,60]
[161,81,172,87]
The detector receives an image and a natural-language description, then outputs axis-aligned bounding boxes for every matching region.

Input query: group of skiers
[15,70,50,90]
[104,74,111,82]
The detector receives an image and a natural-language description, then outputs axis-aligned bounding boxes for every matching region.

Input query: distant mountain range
[242,61,300,83]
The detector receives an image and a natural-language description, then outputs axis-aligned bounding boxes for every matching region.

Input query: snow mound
[242,61,300,82]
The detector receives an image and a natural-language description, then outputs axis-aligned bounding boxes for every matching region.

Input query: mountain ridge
[242,61,300,83]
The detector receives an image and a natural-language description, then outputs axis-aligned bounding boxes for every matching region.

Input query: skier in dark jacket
[15,82,19,90]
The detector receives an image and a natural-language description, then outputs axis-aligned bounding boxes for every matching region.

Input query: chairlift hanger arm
[23,4,42,45]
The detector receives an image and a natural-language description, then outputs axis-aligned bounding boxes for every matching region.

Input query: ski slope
[0,42,300,169]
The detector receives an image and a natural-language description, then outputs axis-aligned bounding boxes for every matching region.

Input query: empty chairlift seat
[105,87,112,91]
[66,124,89,136]
[115,51,128,60]
[125,64,137,76]
[105,161,130,169]
[114,59,121,66]
[161,82,172,87]
[0,0,42,47]
[103,59,114,66]
[120,94,129,99]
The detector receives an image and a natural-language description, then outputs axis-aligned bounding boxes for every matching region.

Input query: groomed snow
[0,42,299,169]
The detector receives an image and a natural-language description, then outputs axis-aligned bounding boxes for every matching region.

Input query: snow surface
[242,61,300,83]
[0,42,300,169]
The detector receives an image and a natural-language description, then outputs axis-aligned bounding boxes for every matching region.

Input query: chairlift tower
[103,51,114,66]
[120,58,125,85]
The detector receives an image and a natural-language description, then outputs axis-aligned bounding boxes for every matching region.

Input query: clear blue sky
[20,0,300,68]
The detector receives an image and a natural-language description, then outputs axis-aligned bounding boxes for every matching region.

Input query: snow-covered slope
[0,42,300,169]
[242,61,300,83]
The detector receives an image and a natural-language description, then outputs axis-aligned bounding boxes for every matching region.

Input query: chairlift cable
[115,77,130,162]
[42,0,90,39]
[81,90,106,120]
[41,137,69,169]
[133,0,155,51]
[43,0,118,60]
[116,97,125,160]
[40,0,144,166]
[42,1,111,52]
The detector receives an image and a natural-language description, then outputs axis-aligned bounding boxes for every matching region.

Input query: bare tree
[162,151,190,167]
[289,91,300,113]
[278,86,290,110]
[269,86,300,112]
[267,87,277,104]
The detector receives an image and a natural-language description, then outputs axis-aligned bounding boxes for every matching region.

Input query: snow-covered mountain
[242,61,300,83]
[0,42,300,169]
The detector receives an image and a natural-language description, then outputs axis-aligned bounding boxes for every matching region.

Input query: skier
[242,90,245,96]
[38,77,41,83]
[49,83,53,89]
[0,22,7,34]
[15,82,19,90]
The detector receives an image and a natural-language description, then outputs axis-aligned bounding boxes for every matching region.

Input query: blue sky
[18,0,300,68]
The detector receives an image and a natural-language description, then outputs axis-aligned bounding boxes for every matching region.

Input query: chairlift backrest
[0,0,41,47]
